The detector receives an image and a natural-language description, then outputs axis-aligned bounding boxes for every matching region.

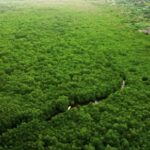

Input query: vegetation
[116,0,150,29]
[0,0,150,149]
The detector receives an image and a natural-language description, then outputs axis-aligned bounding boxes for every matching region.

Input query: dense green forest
[0,0,150,149]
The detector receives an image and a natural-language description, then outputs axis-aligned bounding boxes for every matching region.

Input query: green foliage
[0,0,150,150]
[53,96,69,112]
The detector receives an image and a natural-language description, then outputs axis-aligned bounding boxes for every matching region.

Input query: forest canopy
[0,0,150,150]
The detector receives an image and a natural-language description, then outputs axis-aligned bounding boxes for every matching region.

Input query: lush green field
[0,0,150,149]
